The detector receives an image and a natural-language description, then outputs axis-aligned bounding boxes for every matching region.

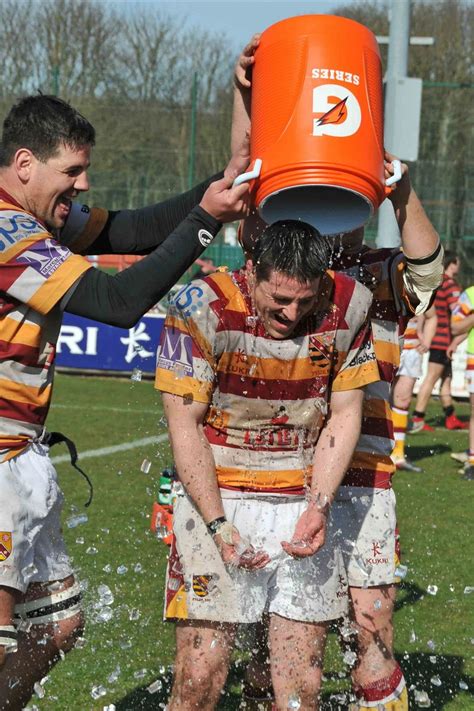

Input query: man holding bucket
[234,29,442,711]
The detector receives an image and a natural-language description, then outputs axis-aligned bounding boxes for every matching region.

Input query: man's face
[25,143,91,230]
[250,266,320,339]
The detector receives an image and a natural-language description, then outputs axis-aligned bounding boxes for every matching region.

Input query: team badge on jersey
[0,532,12,562]
[192,575,215,598]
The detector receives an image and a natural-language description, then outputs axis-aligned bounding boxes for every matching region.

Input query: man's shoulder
[329,269,373,308]
[0,201,49,252]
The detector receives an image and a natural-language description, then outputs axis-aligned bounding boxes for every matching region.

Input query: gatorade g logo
[312,84,361,137]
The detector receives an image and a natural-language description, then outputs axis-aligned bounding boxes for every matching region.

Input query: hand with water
[213,521,270,569]
[280,502,328,558]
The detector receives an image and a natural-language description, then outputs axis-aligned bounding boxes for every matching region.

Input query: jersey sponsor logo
[174,283,205,318]
[198,228,214,247]
[80,205,90,214]
[0,211,45,252]
[158,328,193,376]
[312,84,361,137]
[0,532,12,562]
[192,574,216,598]
[17,238,70,277]
[349,340,376,367]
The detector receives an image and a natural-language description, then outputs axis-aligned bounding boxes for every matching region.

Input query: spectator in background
[391,306,437,471]
[450,286,474,480]
[410,251,468,432]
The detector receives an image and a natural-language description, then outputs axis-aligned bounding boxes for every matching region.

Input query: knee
[172,655,226,707]
[52,611,85,654]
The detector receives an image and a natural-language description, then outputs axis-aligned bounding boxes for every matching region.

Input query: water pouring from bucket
[233,15,401,236]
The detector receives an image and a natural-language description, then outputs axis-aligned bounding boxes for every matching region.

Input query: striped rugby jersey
[334,247,415,489]
[401,316,420,350]
[155,268,379,496]
[452,287,474,374]
[431,273,461,351]
[0,191,92,460]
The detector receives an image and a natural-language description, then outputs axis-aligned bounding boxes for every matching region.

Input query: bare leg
[349,585,396,687]
[269,613,328,711]
[413,361,445,414]
[439,374,453,409]
[168,620,236,710]
[0,576,83,711]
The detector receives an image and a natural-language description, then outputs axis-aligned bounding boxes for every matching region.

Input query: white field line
[51,433,169,464]
[51,403,159,415]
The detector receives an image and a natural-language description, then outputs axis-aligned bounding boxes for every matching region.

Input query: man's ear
[14,148,35,183]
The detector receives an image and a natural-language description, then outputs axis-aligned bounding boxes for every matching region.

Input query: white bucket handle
[386,159,402,187]
[232,158,263,187]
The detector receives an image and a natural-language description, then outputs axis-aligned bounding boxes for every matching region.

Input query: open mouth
[55,195,72,218]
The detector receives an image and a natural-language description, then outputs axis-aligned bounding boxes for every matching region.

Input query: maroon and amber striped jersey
[0,192,92,460]
[334,247,415,489]
[155,269,378,496]
[430,273,461,351]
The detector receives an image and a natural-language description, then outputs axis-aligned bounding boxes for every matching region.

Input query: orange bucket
[240,15,397,235]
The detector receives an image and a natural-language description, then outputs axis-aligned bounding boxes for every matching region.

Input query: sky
[106,0,350,51]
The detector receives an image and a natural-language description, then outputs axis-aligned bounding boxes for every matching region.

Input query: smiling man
[0,94,251,709]
[155,221,380,710]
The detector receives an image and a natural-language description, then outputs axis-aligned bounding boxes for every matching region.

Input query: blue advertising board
[56,311,165,374]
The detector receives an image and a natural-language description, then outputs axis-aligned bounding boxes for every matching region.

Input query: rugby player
[391,306,437,472]
[450,287,474,480]
[0,94,250,709]
[155,221,380,711]
[410,251,468,432]
[233,36,443,711]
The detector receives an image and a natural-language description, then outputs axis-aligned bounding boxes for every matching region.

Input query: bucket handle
[232,158,262,187]
[385,159,402,188]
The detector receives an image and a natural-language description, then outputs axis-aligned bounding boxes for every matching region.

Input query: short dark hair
[443,249,458,269]
[0,95,95,166]
[252,220,333,283]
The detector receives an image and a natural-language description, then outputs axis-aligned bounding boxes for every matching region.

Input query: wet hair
[443,249,458,269]
[252,220,333,283]
[0,95,95,166]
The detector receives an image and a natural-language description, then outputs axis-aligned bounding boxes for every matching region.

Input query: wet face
[23,143,91,230]
[250,266,320,339]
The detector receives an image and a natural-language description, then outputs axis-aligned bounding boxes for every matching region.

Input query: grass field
[28,373,473,710]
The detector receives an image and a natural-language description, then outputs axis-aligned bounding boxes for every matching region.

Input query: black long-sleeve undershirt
[86,172,223,255]
[65,206,220,328]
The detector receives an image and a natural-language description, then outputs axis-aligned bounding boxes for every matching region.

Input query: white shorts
[331,486,400,587]
[397,348,422,379]
[165,493,348,624]
[0,444,73,593]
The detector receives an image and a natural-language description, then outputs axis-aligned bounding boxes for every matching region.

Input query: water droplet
[343,650,357,666]
[129,608,141,621]
[75,537,85,545]
[147,679,163,694]
[86,546,98,555]
[66,513,88,529]
[463,586,474,595]
[33,682,45,699]
[374,599,382,610]
[134,563,143,573]
[414,689,431,707]
[430,676,442,687]
[91,684,107,700]
[117,565,128,575]
[107,666,121,684]
[287,694,301,710]
[134,668,147,680]
[427,640,436,651]
[21,563,38,580]
[98,584,114,605]
[395,564,408,579]
[131,367,142,382]
[427,585,438,596]
[459,680,468,690]
[141,458,152,474]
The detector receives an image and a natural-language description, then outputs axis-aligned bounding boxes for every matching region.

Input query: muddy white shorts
[331,486,401,587]
[397,348,423,379]
[165,493,348,624]
[0,444,73,593]
[466,366,474,394]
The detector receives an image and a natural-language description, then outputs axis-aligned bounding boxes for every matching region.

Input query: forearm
[65,206,220,327]
[89,173,223,255]
[395,188,440,260]
[451,314,474,336]
[164,409,224,525]
[309,394,363,505]
[231,85,251,154]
